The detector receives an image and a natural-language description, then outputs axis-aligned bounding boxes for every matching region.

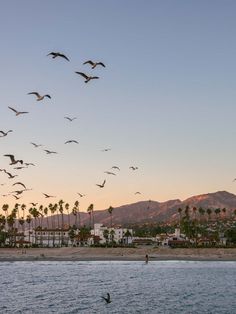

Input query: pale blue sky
[1,0,236,211]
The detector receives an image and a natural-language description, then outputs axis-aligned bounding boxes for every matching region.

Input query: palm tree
[73,201,80,229]
[206,208,212,222]
[177,207,182,227]
[198,207,205,223]
[110,229,115,245]
[103,229,109,245]
[108,206,114,228]
[123,229,132,245]
[0,214,6,231]
[192,206,197,221]
[21,204,26,233]
[87,204,94,230]
[26,214,32,244]
[221,208,227,220]
[58,200,65,246]
[2,204,9,231]
[214,208,221,221]
[43,207,50,246]
[65,203,70,227]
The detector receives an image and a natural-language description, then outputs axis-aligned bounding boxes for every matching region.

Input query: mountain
[43,191,236,228]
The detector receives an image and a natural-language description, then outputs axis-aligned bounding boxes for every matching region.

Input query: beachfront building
[160,228,190,247]
[90,223,133,245]
[30,228,75,247]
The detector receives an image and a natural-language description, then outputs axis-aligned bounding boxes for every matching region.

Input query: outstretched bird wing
[4,154,15,163]
[13,182,26,189]
[75,72,89,79]
[83,60,94,66]
[58,53,70,61]
[28,92,40,97]
[8,106,17,113]
[98,62,106,67]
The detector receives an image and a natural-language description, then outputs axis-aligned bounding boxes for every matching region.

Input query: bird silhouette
[101,148,111,152]
[31,142,42,148]
[43,193,55,198]
[77,193,85,197]
[64,116,77,122]
[24,163,35,166]
[13,195,21,200]
[129,166,138,170]
[13,166,27,170]
[47,52,69,61]
[75,72,99,83]
[83,60,105,69]
[28,92,51,101]
[135,191,141,195]
[30,202,38,207]
[12,182,26,189]
[101,293,111,304]
[64,140,79,144]
[96,179,106,188]
[11,190,25,195]
[104,171,116,176]
[3,170,18,179]
[8,106,29,116]
[111,166,120,171]
[0,130,13,137]
[4,154,23,165]
[44,150,58,154]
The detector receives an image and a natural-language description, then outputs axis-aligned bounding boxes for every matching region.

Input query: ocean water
[0,261,235,314]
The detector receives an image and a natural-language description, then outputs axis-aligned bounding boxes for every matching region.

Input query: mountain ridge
[42,190,236,228]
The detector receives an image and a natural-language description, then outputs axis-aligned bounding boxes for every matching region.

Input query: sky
[1,0,236,212]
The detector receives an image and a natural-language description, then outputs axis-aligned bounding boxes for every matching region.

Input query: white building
[91,223,133,245]
[25,228,75,247]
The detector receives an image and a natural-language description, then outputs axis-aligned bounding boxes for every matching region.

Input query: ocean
[0,261,235,313]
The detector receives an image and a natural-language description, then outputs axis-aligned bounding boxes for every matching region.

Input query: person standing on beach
[145,254,149,263]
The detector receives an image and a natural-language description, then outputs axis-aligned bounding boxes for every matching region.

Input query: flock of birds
[0,51,142,204]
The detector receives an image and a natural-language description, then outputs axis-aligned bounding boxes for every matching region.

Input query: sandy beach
[0,247,236,262]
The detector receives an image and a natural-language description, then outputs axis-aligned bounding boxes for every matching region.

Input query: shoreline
[0,247,236,262]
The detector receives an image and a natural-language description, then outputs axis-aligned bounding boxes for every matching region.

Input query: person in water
[145,254,149,263]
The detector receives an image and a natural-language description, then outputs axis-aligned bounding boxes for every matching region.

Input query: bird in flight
[31,142,43,148]
[101,293,111,304]
[12,182,26,189]
[44,150,58,154]
[30,202,38,207]
[135,192,141,195]
[43,193,55,198]
[77,193,85,197]
[64,140,79,144]
[24,163,35,167]
[96,179,106,188]
[0,130,13,137]
[64,116,77,122]
[28,92,51,101]
[13,195,21,200]
[75,72,99,83]
[104,171,116,176]
[101,148,111,152]
[111,166,120,171]
[47,52,70,61]
[4,154,23,165]
[14,166,27,170]
[8,106,29,116]
[129,166,138,170]
[83,60,105,69]
[3,170,18,179]
[12,190,25,196]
